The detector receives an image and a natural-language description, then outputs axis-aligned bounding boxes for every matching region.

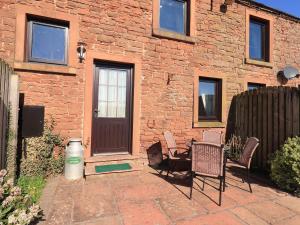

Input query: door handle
[94,109,99,116]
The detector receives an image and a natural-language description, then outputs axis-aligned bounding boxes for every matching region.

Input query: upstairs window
[159,0,188,35]
[248,82,266,91]
[249,16,270,62]
[198,78,222,122]
[27,17,69,65]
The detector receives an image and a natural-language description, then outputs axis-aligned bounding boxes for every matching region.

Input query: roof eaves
[236,0,300,23]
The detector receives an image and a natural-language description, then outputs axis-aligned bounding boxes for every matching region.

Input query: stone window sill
[245,58,273,68]
[14,62,77,75]
[152,28,196,44]
[193,121,225,128]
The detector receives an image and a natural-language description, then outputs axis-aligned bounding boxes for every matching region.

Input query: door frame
[83,52,141,158]
[91,61,134,155]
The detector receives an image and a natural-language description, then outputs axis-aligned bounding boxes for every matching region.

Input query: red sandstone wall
[0,0,15,65]
[0,0,299,153]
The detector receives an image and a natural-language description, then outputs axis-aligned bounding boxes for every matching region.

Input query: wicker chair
[190,142,225,206]
[203,130,223,145]
[163,131,191,177]
[230,137,259,193]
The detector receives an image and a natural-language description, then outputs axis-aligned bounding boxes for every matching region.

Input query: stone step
[84,153,148,176]
[85,154,141,163]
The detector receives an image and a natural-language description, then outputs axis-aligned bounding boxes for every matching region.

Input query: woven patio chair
[146,141,169,175]
[163,131,191,177]
[229,137,259,193]
[203,130,223,145]
[190,142,225,206]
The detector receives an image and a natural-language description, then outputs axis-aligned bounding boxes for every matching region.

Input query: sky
[255,0,300,18]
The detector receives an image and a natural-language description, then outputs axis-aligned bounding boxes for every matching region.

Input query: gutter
[236,0,300,23]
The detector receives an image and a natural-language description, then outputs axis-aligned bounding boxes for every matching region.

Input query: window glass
[250,18,268,61]
[160,0,186,34]
[199,78,221,121]
[29,21,68,64]
[98,69,127,118]
[248,83,266,91]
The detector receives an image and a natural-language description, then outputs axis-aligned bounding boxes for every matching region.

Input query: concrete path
[39,166,300,225]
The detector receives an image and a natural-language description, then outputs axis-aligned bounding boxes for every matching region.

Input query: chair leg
[223,163,226,192]
[202,177,205,191]
[190,172,194,199]
[166,168,170,177]
[166,160,172,178]
[219,177,222,206]
[247,170,252,193]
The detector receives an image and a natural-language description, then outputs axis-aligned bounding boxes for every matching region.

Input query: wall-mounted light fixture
[77,42,87,63]
[220,0,234,13]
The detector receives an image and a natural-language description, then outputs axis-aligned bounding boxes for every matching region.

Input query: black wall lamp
[220,0,234,13]
[77,42,87,63]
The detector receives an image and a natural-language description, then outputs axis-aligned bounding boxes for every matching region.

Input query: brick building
[0,0,299,159]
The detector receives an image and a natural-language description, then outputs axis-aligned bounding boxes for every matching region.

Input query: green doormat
[95,163,132,173]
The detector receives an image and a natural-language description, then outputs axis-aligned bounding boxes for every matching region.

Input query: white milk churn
[64,138,84,180]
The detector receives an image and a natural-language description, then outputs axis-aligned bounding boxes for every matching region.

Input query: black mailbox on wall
[21,106,45,138]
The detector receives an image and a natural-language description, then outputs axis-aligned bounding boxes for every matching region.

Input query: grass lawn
[17,176,46,203]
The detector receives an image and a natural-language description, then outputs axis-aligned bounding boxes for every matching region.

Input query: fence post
[6,73,19,179]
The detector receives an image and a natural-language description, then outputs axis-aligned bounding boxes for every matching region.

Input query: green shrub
[270,136,300,195]
[17,177,46,204]
[20,118,65,178]
[0,170,42,225]
[226,135,244,160]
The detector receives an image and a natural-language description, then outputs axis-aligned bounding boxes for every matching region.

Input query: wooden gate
[228,86,300,171]
[0,59,12,169]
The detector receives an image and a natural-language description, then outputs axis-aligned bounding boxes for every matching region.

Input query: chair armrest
[175,147,190,154]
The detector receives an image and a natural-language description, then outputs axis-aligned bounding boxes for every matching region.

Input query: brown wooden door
[92,63,133,154]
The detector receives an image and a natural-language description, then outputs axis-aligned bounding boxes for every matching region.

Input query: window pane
[107,102,117,117]
[160,0,186,34]
[97,68,127,118]
[250,19,265,60]
[98,101,107,117]
[108,86,117,102]
[199,79,219,120]
[31,23,66,63]
[117,103,126,118]
[108,70,118,86]
[118,71,127,87]
[99,69,108,85]
[248,83,266,91]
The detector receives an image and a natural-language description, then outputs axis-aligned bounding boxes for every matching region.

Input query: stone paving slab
[39,167,300,225]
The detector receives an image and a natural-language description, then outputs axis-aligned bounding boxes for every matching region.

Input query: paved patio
[39,166,300,225]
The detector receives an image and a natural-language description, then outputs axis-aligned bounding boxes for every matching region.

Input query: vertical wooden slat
[240,93,245,140]
[257,88,263,168]
[0,60,5,168]
[252,89,258,167]
[0,59,12,169]
[244,92,249,140]
[267,87,273,168]
[262,88,268,170]
[248,91,253,136]
[278,87,285,147]
[273,87,279,153]
[292,87,299,136]
[285,87,292,139]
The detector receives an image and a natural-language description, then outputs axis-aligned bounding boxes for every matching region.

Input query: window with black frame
[249,16,270,62]
[27,17,69,65]
[159,0,189,35]
[198,78,222,122]
[248,82,266,91]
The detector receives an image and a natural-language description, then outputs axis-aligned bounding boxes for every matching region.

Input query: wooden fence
[227,86,300,171]
[0,59,12,169]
